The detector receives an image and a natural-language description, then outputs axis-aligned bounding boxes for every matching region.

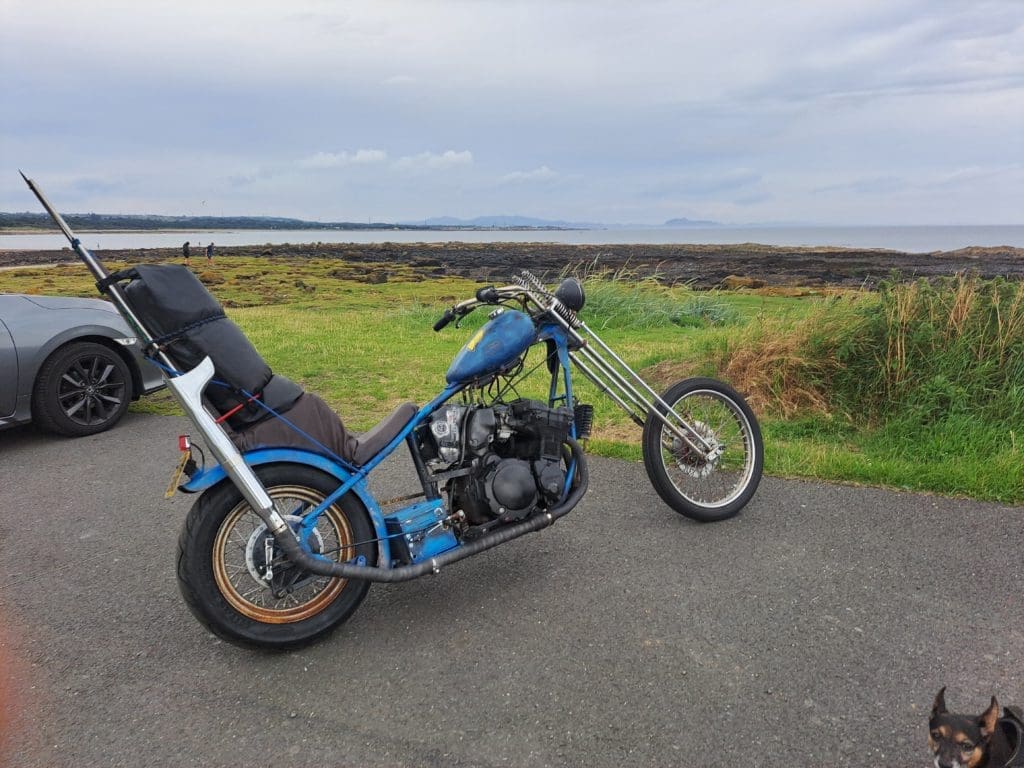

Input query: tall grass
[711,274,1024,499]
[717,274,1024,422]
[565,266,737,330]
[835,275,1024,425]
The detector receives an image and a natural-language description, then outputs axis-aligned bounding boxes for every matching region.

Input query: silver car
[0,294,164,436]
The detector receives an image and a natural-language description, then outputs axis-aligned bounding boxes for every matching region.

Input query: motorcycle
[23,174,763,649]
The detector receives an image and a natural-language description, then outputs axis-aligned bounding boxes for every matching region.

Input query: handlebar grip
[475,285,500,304]
[433,308,456,332]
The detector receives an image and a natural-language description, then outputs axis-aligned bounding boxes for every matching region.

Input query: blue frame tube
[538,322,578,494]
[295,383,464,552]
[297,324,582,555]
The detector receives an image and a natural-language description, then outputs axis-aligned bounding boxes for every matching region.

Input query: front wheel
[641,377,763,522]
[176,464,377,649]
[32,341,132,436]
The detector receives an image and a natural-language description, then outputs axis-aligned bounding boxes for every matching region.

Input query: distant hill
[1,211,605,232]
[409,215,600,229]
[663,217,721,227]
[0,211,431,232]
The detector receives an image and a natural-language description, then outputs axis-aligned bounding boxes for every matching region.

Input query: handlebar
[433,308,457,332]
[432,276,573,332]
[433,285,509,332]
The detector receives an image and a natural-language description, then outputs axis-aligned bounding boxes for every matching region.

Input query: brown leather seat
[228,394,417,467]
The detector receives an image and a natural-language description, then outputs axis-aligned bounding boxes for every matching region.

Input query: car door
[0,298,20,418]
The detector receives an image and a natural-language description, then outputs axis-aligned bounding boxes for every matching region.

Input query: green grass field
[4,256,1021,502]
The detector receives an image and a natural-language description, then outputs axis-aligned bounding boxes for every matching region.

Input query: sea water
[2,225,1023,253]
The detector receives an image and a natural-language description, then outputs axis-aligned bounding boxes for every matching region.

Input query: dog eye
[961,742,974,751]
[930,730,942,740]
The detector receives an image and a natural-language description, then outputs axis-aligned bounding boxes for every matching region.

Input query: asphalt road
[1,412,1021,768]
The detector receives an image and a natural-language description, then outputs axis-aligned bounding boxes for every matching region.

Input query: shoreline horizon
[3,223,1024,255]
[3,240,1022,289]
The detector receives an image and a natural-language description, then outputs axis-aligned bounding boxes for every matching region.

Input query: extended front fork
[554,320,716,460]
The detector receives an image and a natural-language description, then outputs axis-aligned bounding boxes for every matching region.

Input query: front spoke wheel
[642,377,763,522]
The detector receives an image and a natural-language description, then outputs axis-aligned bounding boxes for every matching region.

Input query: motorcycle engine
[422,399,574,526]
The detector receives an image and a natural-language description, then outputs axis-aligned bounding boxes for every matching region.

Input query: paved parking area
[1,413,1021,767]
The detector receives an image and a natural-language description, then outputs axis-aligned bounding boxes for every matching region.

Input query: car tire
[32,341,133,437]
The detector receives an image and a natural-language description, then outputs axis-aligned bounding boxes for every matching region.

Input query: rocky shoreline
[2,241,1022,288]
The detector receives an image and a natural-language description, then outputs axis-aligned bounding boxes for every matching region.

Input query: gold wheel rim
[212,485,353,624]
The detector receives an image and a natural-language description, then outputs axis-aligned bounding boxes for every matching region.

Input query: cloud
[814,164,1022,197]
[641,169,763,199]
[3,1,1022,224]
[393,149,473,170]
[299,149,388,169]
[814,176,908,195]
[498,165,557,184]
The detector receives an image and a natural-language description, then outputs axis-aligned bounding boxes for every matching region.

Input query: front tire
[32,341,132,436]
[641,377,763,522]
[176,464,377,649]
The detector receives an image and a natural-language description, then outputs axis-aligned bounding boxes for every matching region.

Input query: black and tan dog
[929,687,1024,767]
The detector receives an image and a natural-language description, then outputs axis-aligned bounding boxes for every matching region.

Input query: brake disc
[244,513,325,588]
[669,419,721,479]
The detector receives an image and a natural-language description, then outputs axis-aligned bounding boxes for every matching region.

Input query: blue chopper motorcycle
[24,174,763,649]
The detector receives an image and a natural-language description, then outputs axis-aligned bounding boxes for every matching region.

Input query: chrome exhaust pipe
[272,438,589,583]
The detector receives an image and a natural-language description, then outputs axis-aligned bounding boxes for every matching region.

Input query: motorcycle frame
[181,315,585,568]
[22,173,710,583]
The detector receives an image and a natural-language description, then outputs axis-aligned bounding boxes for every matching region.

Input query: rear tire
[176,464,376,649]
[641,377,763,522]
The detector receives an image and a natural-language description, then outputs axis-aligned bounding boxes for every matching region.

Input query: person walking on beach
[206,242,214,263]
[183,241,191,266]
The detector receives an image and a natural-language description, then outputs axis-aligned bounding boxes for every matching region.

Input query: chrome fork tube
[544,308,714,455]
[574,344,654,419]
[568,352,646,424]
[577,321,714,452]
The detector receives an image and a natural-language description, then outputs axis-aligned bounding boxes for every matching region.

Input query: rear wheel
[641,377,762,522]
[176,464,376,649]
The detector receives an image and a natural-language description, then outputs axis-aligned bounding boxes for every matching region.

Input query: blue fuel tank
[446,310,537,385]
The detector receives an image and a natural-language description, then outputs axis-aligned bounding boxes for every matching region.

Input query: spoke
[659,392,754,506]
[240,584,265,601]
[95,363,114,385]
[228,527,249,546]
[64,397,86,417]
[92,399,112,419]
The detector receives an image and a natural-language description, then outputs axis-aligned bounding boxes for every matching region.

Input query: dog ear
[979,696,1000,738]
[932,687,948,718]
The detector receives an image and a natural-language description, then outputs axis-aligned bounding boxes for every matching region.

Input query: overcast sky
[1,0,1022,225]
